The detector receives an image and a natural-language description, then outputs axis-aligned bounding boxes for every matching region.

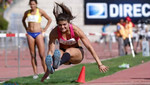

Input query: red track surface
[0,42,118,82]
[82,61,150,85]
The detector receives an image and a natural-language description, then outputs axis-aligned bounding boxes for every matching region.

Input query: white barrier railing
[0,33,49,78]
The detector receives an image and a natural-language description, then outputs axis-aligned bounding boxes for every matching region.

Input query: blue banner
[84,0,150,24]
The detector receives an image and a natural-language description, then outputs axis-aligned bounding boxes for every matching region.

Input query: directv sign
[84,0,150,25]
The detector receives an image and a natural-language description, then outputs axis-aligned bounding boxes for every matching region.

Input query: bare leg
[41,69,50,82]
[27,35,38,75]
[41,47,83,82]
[36,34,47,72]
[65,48,83,64]
[31,53,38,75]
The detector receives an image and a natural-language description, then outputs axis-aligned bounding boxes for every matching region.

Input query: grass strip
[2,53,150,85]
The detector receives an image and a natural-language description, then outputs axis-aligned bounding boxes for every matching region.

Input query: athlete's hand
[98,65,109,73]
[41,28,46,33]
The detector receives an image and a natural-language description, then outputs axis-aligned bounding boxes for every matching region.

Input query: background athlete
[41,2,108,82]
[22,0,52,79]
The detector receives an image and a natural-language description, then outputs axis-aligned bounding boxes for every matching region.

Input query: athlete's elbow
[48,18,52,23]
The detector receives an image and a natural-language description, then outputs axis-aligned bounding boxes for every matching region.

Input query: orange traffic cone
[76,66,85,83]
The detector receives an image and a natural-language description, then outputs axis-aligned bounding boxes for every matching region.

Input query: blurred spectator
[3,0,13,9]
[136,20,148,50]
[115,19,127,56]
[99,23,111,43]
[0,0,2,3]
[119,19,125,27]
[124,16,137,55]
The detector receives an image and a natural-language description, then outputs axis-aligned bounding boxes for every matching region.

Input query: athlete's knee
[40,56,45,62]
[39,51,45,58]
[30,53,36,58]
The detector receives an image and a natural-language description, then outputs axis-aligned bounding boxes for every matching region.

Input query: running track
[0,42,118,82]
[82,61,150,85]
[1,42,147,85]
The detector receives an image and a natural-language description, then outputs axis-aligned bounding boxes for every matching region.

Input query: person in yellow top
[22,0,52,79]
[125,17,133,38]
[116,19,127,56]
[124,17,136,55]
[116,23,127,40]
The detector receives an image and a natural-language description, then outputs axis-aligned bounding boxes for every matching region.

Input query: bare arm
[75,26,102,65]
[40,9,52,32]
[73,25,108,72]
[22,11,28,30]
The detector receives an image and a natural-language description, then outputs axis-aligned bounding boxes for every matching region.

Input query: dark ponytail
[53,2,75,24]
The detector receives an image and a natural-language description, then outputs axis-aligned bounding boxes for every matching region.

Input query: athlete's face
[29,1,37,10]
[58,20,69,33]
